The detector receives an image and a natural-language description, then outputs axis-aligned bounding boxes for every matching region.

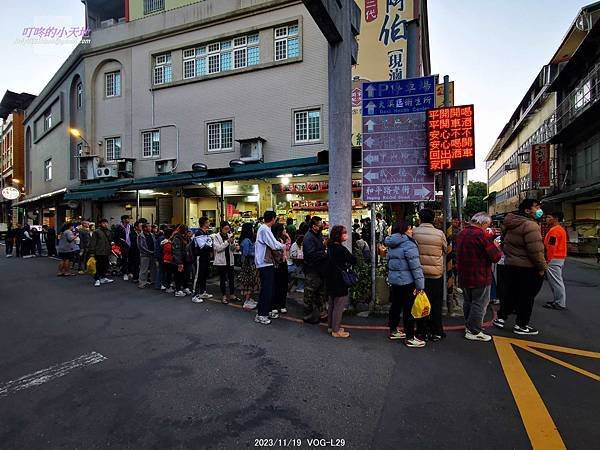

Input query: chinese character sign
[531,144,550,188]
[427,105,475,171]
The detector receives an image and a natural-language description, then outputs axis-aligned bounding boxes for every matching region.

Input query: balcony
[551,62,600,138]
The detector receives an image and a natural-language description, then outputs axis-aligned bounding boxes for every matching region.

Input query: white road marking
[0,351,107,398]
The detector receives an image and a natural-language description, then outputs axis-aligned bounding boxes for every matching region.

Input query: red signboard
[427,105,476,171]
[352,87,362,107]
[531,144,551,188]
[365,0,378,22]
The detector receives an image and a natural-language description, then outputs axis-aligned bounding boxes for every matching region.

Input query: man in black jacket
[114,215,132,280]
[45,225,57,257]
[302,216,328,323]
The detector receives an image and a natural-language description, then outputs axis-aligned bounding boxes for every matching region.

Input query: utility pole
[442,75,452,311]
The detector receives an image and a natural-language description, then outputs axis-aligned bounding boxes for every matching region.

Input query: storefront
[63,155,367,230]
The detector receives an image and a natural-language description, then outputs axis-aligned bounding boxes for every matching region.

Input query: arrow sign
[366,119,375,132]
[365,84,376,98]
[366,101,376,115]
[364,171,379,182]
[364,154,379,165]
[364,136,375,148]
[414,186,431,197]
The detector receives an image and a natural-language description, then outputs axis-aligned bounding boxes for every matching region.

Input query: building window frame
[206,120,234,153]
[142,130,160,159]
[76,82,83,110]
[293,108,322,145]
[105,136,122,161]
[153,53,172,85]
[274,23,300,62]
[44,158,53,181]
[105,71,121,98]
[43,109,53,131]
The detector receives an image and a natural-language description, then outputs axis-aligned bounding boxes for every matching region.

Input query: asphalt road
[0,255,598,449]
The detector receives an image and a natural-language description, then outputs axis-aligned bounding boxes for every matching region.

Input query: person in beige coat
[413,208,448,341]
[211,221,237,304]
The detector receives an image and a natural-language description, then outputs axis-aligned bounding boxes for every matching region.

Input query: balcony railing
[144,0,165,15]
[489,63,599,191]
[553,62,600,135]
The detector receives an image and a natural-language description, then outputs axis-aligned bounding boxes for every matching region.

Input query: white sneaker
[406,337,426,348]
[279,308,288,314]
[465,330,492,342]
[191,295,204,303]
[94,280,101,287]
[161,285,167,291]
[100,278,114,284]
[165,287,175,294]
[268,310,280,319]
[255,315,271,325]
[123,274,129,281]
[200,292,213,299]
[183,288,192,295]
[243,299,258,310]
[174,291,186,297]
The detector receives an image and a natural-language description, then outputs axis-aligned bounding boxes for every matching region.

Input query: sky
[0,0,590,183]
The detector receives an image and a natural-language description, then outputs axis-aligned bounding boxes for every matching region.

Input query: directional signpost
[362,76,436,202]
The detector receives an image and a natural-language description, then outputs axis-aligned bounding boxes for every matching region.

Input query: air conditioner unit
[100,19,116,28]
[237,137,266,163]
[155,159,175,174]
[79,155,101,181]
[96,166,118,179]
[116,158,136,178]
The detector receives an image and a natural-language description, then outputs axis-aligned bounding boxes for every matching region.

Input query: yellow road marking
[493,336,600,449]
[494,337,566,449]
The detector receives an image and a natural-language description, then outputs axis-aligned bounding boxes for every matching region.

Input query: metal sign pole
[370,205,377,309]
[442,75,452,311]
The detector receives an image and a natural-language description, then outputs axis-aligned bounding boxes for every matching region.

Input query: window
[574,80,592,110]
[76,82,83,110]
[154,53,172,85]
[295,109,321,144]
[180,33,260,80]
[207,120,233,152]
[275,24,300,61]
[144,0,164,15]
[105,137,122,161]
[105,71,121,97]
[43,110,52,131]
[142,130,160,158]
[44,158,52,181]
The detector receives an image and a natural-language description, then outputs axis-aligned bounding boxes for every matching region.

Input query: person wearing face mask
[455,212,503,342]
[302,216,329,324]
[494,199,547,336]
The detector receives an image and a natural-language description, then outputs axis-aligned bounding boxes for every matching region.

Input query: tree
[463,181,488,219]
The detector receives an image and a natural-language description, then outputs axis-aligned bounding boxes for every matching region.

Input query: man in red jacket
[543,211,567,310]
[455,212,502,342]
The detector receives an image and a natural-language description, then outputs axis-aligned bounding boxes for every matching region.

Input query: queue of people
[3,198,569,345]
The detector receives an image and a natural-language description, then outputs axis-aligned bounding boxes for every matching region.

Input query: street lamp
[69,128,91,151]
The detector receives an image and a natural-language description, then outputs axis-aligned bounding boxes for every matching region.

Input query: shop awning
[483,191,497,202]
[64,156,330,197]
[12,188,67,207]
[64,188,119,200]
[542,183,600,203]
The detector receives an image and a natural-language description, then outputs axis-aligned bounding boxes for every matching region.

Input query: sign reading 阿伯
[531,144,551,189]
[427,105,475,171]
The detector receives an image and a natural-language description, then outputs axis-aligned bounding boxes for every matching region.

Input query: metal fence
[144,0,165,15]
